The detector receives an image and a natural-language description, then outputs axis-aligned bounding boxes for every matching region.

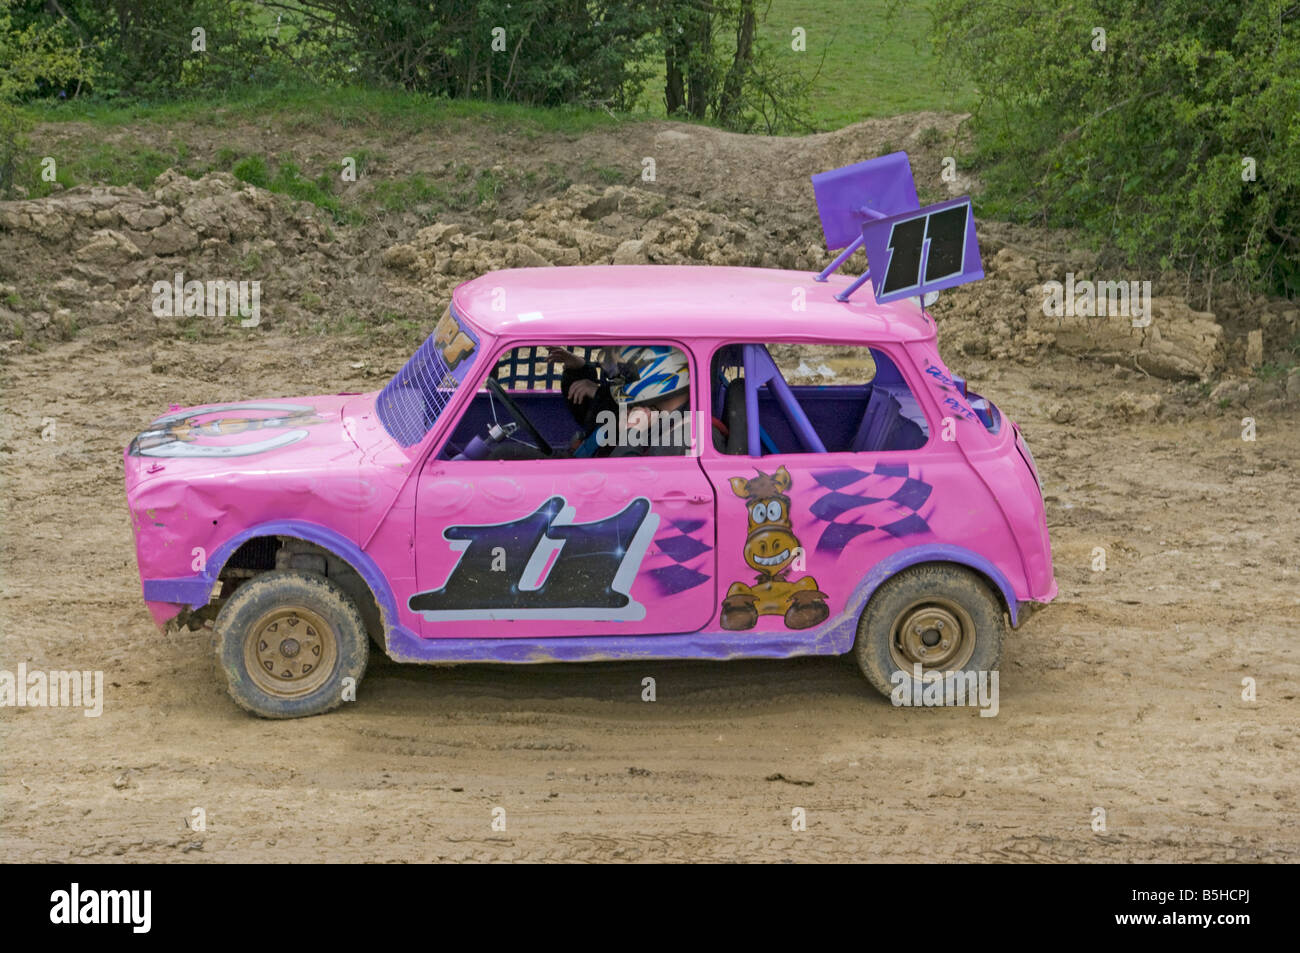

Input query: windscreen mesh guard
[377,312,480,449]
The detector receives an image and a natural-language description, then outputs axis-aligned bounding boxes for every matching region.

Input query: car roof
[451,265,936,344]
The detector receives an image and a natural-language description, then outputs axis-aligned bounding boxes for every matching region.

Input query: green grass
[226,154,358,223]
[759,0,975,126]
[1257,333,1300,381]
[631,0,974,128]
[266,160,354,222]
[230,155,269,188]
[16,141,188,196]
[370,174,448,213]
[474,168,504,205]
[22,83,638,136]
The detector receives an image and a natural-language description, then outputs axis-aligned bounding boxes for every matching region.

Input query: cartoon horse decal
[720,466,830,631]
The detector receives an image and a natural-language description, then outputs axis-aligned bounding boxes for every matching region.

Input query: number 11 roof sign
[811,153,984,305]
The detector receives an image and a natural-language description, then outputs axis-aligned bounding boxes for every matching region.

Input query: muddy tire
[853,563,1005,699]
[214,570,368,719]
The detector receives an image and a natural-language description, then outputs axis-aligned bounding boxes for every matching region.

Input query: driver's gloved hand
[561,365,616,434]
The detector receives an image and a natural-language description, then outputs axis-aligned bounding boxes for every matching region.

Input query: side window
[710,343,929,456]
[441,342,697,460]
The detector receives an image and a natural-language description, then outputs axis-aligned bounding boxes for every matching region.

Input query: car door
[700,341,936,635]
[410,344,716,639]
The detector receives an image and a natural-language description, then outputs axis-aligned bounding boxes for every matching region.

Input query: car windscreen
[377,305,480,448]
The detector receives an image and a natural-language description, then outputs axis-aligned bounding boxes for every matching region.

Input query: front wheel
[214,571,369,718]
[853,564,1005,699]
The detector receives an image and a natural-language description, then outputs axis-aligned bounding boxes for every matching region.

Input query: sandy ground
[1,332,1296,863]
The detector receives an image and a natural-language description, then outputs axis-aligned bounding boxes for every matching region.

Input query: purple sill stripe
[383,543,1021,664]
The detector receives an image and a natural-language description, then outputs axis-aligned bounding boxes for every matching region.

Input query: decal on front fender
[410,496,659,621]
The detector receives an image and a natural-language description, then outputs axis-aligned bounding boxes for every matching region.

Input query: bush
[283,0,656,109]
[0,0,92,194]
[931,0,1300,296]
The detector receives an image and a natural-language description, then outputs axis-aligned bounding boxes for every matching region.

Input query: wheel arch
[207,520,399,644]
[852,545,1019,628]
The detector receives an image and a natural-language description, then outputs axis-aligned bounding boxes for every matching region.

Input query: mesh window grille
[377,334,465,448]
[491,345,601,390]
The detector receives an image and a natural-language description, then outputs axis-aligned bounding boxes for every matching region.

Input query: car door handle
[654,491,709,504]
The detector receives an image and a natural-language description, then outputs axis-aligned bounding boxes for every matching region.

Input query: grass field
[760,0,976,126]
[628,0,973,128]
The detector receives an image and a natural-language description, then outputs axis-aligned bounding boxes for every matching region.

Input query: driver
[490,345,693,458]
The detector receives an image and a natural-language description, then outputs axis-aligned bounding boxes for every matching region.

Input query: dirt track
[2,331,1297,862]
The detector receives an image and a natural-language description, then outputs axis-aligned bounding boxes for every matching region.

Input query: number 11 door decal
[410,497,659,621]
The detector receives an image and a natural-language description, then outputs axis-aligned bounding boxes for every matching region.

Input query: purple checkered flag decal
[809,466,933,553]
[646,518,713,595]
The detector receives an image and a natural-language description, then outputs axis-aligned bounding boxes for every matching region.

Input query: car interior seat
[849,387,902,453]
[723,381,748,455]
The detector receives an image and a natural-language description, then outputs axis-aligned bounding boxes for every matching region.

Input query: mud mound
[928,223,1300,386]
[378,182,822,291]
[1,107,1295,396]
[0,170,359,347]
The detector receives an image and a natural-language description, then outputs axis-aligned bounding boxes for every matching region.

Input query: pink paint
[124,265,1055,661]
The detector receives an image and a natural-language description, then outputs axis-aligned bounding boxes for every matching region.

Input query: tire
[852,563,1005,700]
[214,570,369,719]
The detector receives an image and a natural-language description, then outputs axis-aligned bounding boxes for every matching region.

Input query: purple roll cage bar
[735,152,924,457]
[742,343,825,456]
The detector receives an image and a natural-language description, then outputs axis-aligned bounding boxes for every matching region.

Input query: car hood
[124,393,374,489]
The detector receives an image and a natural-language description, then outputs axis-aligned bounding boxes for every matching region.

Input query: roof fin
[811,152,984,304]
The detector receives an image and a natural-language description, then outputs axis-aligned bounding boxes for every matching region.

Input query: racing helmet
[603,345,690,407]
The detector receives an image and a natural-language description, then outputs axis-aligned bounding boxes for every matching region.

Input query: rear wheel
[853,564,1005,699]
[214,571,368,718]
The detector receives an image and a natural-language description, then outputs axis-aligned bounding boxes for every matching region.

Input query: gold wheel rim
[889,597,977,674]
[243,605,338,698]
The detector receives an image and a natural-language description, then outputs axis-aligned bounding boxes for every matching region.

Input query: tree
[660,0,812,132]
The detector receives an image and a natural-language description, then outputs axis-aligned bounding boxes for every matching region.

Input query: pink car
[123,158,1056,718]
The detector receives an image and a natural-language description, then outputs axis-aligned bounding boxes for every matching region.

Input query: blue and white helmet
[604,346,689,407]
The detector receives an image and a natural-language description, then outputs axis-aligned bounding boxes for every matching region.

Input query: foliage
[931,0,1300,296]
[659,0,817,132]
[0,0,92,193]
[268,0,657,109]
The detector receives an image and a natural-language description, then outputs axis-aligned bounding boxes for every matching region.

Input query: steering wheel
[486,376,553,457]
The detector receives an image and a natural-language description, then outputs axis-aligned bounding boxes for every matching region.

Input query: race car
[123,154,1056,718]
